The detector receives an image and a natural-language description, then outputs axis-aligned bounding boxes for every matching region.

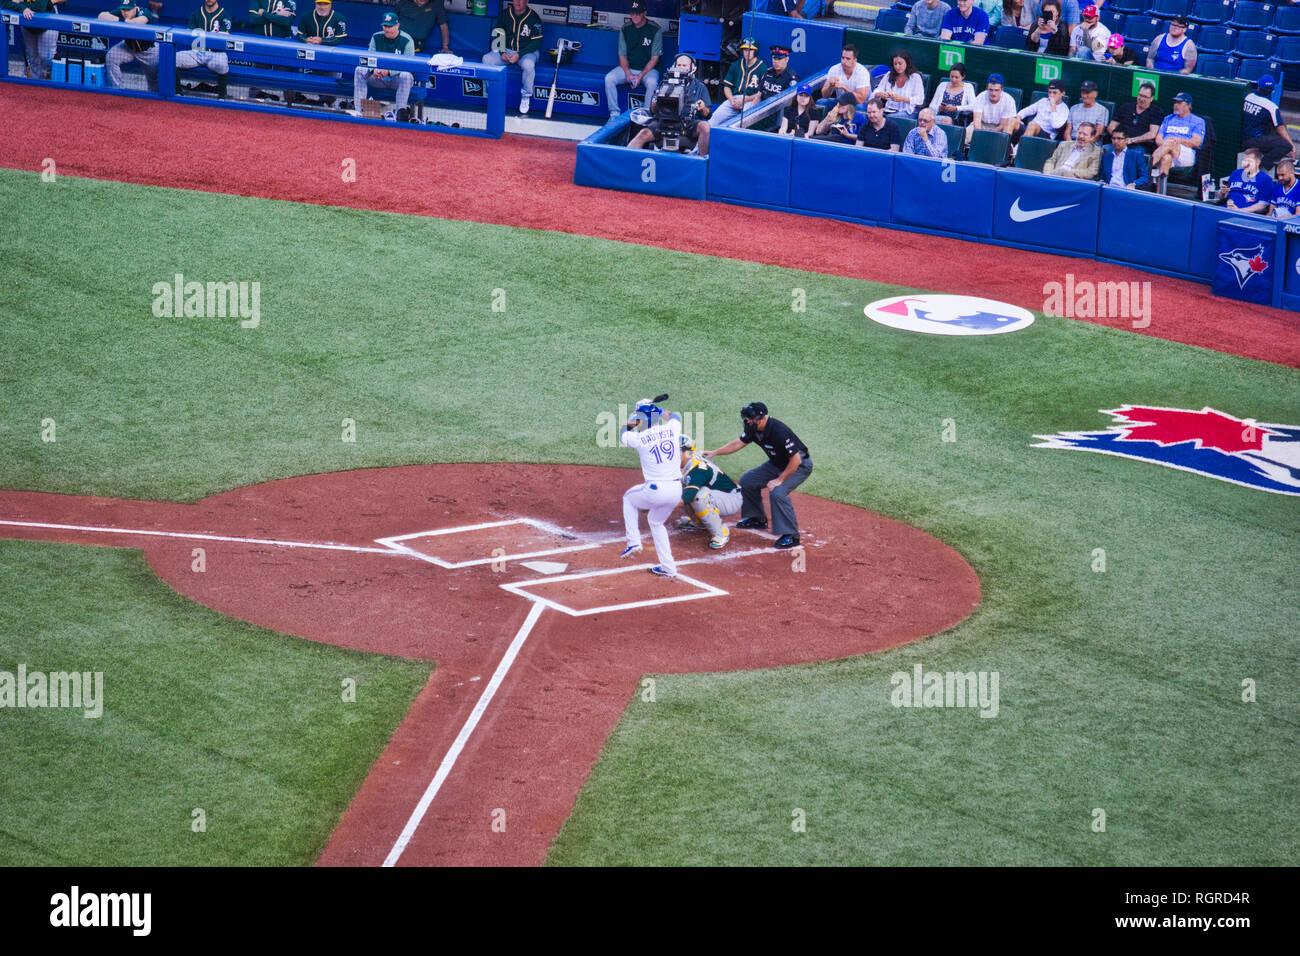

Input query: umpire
[704,402,811,549]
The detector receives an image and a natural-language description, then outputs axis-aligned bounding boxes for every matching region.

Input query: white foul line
[0,519,398,555]
[382,600,546,867]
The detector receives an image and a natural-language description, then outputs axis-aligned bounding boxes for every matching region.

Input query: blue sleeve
[1192,115,1206,139]
[1061,0,1079,21]
[976,8,990,30]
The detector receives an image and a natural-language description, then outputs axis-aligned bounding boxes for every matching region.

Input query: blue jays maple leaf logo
[1034,405,1300,496]
[1217,244,1270,289]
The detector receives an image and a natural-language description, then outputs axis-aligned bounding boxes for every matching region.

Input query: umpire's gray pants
[106,43,158,89]
[21,28,57,80]
[740,458,813,536]
[353,68,413,111]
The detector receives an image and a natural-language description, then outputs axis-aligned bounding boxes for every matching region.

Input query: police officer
[703,402,811,549]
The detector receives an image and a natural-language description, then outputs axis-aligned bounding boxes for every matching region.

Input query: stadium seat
[1195,25,1237,53]
[1273,39,1300,86]
[1148,0,1192,21]
[890,116,919,141]
[875,9,909,32]
[1272,5,1300,35]
[1123,17,1162,45]
[992,26,1030,48]
[1014,135,1060,172]
[940,122,964,157]
[1187,0,1231,25]
[1234,30,1277,58]
[1236,55,1280,82]
[1228,2,1275,31]
[1109,0,1146,14]
[892,0,918,10]
[1099,98,1116,118]
[968,129,1011,165]
[1102,10,1127,33]
[1002,86,1024,109]
[1196,52,1236,76]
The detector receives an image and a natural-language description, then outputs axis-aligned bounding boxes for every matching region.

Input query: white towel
[428,53,464,70]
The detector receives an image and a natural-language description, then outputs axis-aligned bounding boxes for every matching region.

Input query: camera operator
[628,53,714,157]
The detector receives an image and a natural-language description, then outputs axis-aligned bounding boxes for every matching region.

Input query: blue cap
[1257,74,1276,92]
[1173,91,1192,104]
[797,82,812,95]
[987,73,1004,85]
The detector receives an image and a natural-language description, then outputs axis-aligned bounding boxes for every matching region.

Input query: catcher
[676,434,742,550]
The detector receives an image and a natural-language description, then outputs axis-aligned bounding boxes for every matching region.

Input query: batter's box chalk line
[373,517,620,569]
[500,564,727,617]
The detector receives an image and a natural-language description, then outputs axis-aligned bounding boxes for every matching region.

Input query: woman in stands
[1026,0,1070,56]
[1000,0,1034,29]
[872,50,925,118]
[930,62,976,126]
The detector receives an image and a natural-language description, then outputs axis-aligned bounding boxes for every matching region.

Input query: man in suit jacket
[1099,128,1150,189]
[1043,121,1101,179]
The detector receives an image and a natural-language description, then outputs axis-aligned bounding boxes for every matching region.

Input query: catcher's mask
[680,434,696,454]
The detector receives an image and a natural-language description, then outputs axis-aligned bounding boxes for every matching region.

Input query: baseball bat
[652,393,669,404]
[545,41,562,119]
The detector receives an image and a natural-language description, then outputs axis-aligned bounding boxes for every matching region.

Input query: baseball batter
[676,434,741,550]
[619,398,682,578]
[175,0,232,98]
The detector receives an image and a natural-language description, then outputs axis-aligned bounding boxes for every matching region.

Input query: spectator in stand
[813,91,863,143]
[858,98,903,150]
[1026,0,1070,56]
[6,0,62,80]
[1151,92,1205,193]
[818,44,872,112]
[1108,81,1162,155]
[930,62,976,126]
[975,0,1002,28]
[906,0,950,38]
[604,0,661,121]
[99,0,158,91]
[1069,4,1109,60]
[394,0,451,55]
[1100,33,1137,66]
[1100,128,1150,188]
[1219,148,1274,214]
[1242,75,1296,170]
[1147,15,1196,74]
[1272,159,1300,219]
[780,82,823,136]
[872,50,925,118]
[903,108,950,157]
[1015,77,1069,143]
[1000,0,1034,28]
[712,36,766,125]
[941,0,990,43]
[966,72,1018,145]
[1069,79,1109,141]
[482,0,543,115]
[768,0,824,19]
[1043,121,1101,178]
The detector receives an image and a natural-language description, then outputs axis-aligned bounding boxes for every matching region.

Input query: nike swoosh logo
[1009,197,1080,222]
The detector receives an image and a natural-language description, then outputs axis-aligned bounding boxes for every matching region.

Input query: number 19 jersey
[620,417,683,483]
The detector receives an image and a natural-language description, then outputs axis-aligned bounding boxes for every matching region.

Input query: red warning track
[0,464,980,866]
[1,83,1295,367]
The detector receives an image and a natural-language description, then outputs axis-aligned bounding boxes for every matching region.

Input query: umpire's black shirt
[741,417,810,469]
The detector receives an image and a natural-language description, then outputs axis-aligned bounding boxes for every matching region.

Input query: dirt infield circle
[0,463,981,865]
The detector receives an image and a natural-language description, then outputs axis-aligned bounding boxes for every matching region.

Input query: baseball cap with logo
[1082,4,1098,17]
[796,82,812,95]
[1173,91,1192,104]
[739,36,758,51]
[381,11,398,25]
[1080,79,1098,92]
[1108,33,1125,49]
[630,0,645,11]
[1172,13,1189,24]
[1047,78,1065,92]
[1257,74,1276,92]
[118,0,134,7]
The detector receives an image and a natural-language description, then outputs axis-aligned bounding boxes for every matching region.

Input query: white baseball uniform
[620,414,682,574]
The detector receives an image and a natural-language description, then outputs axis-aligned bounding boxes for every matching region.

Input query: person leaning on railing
[98,0,158,91]
[3,0,64,80]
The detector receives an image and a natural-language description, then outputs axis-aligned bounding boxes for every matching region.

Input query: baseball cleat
[518,97,531,115]
[649,566,676,578]
[774,534,800,549]
[709,528,730,550]
[735,516,767,530]
[676,516,702,531]
[619,545,643,559]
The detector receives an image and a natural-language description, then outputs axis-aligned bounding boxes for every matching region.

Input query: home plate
[520,560,569,574]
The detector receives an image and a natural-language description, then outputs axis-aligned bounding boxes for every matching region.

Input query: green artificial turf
[0,540,431,866]
[1,168,1296,865]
